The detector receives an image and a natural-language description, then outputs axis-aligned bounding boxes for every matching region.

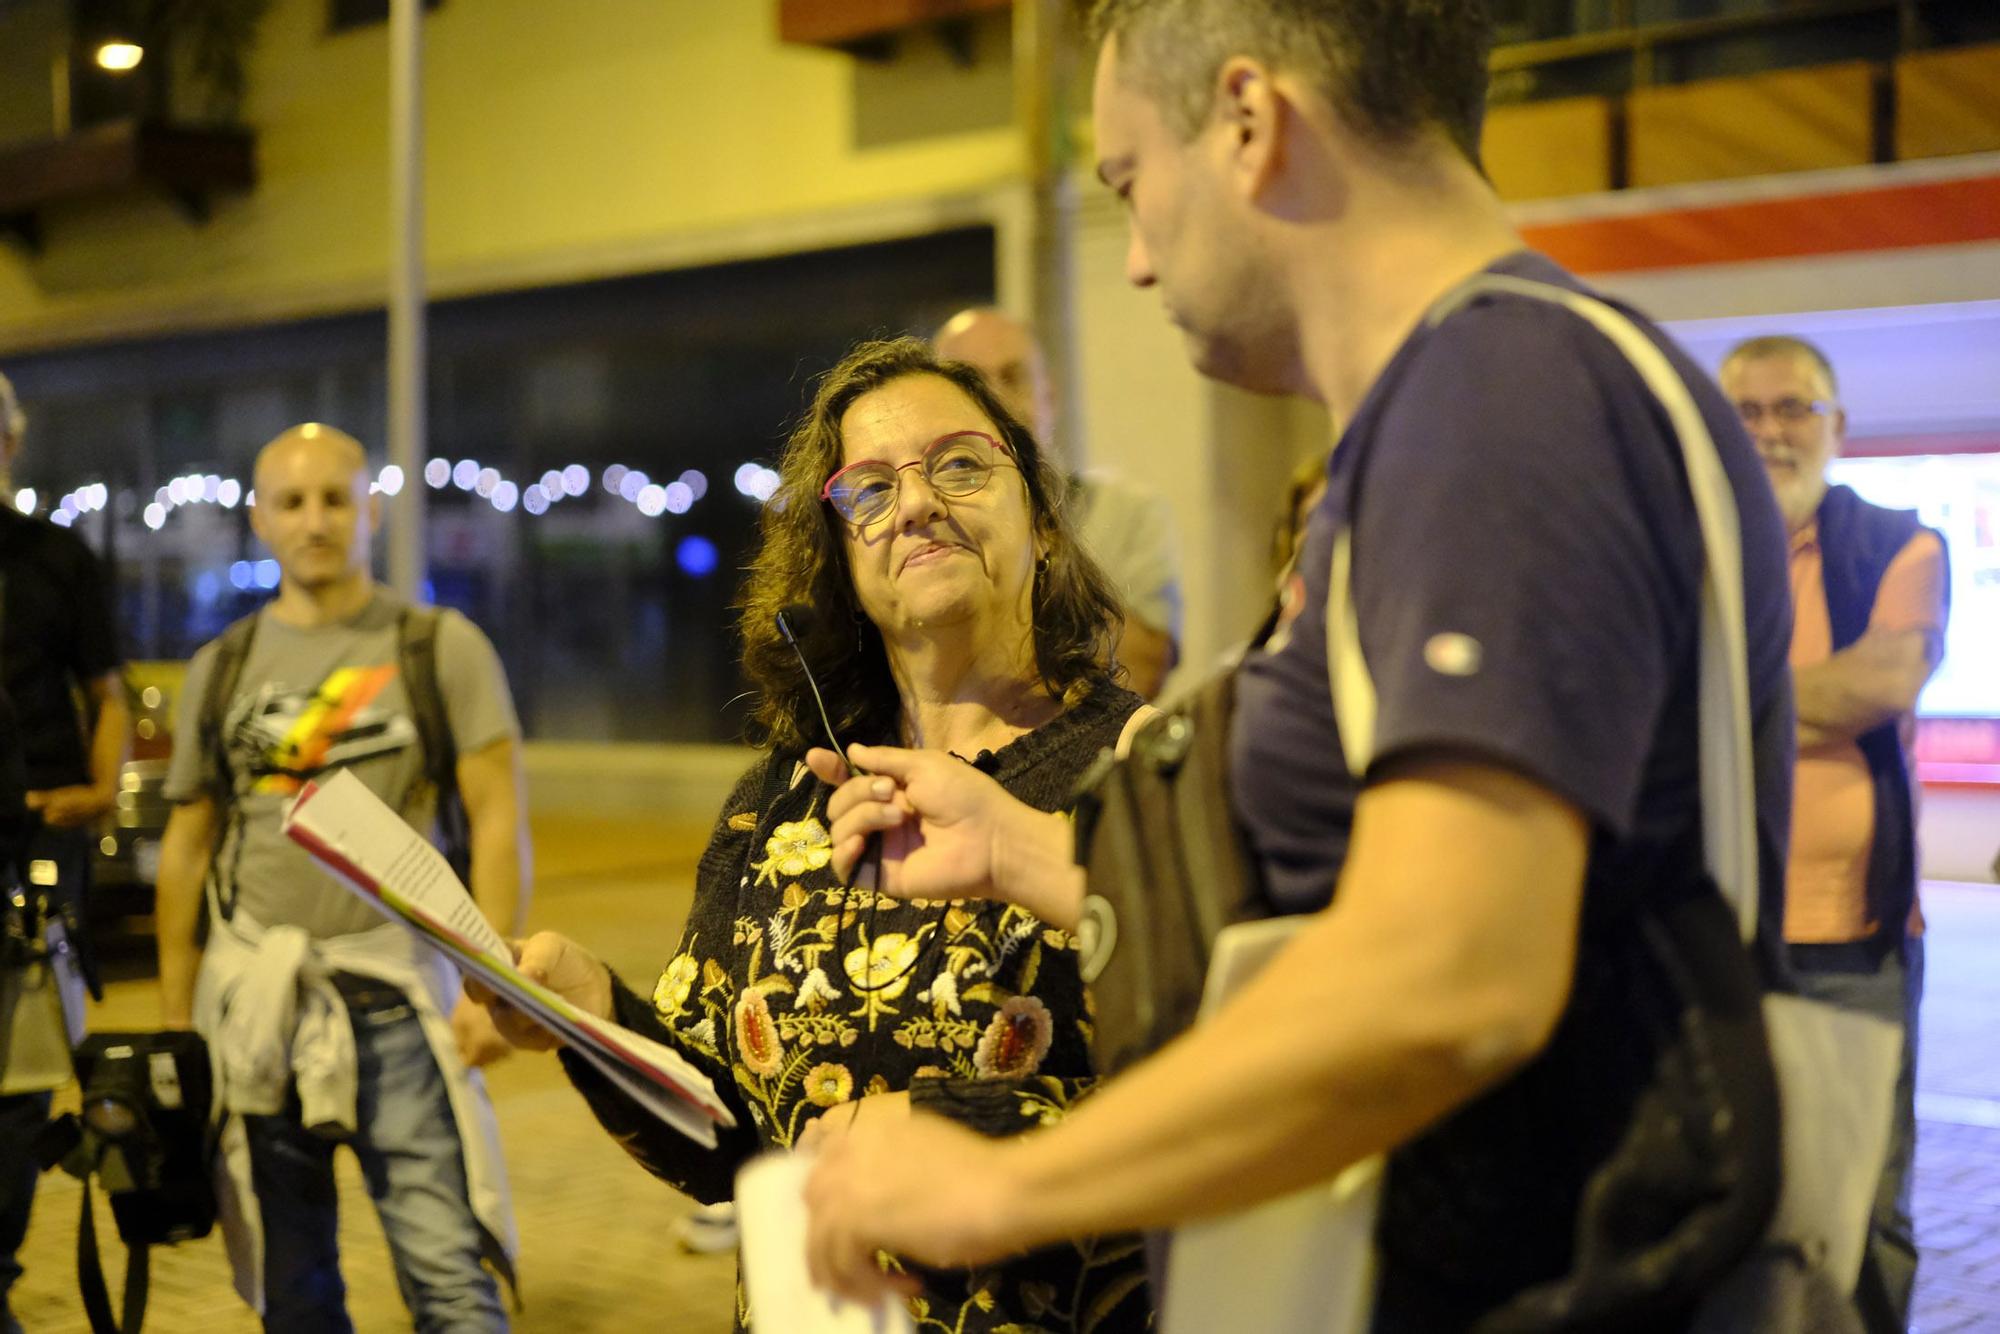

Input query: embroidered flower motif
[804,1062,853,1108]
[797,967,843,1012]
[828,885,881,913]
[734,993,783,1078]
[652,953,699,1018]
[752,817,832,885]
[686,1017,717,1051]
[917,970,962,1017]
[974,995,1053,1079]
[845,932,924,1015]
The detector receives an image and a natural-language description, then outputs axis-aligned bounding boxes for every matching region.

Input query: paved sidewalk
[8,813,739,1334]
[10,839,1998,1332]
[1910,881,2000,1334]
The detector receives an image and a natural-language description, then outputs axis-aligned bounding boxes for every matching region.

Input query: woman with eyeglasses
[471,338,1154,1333]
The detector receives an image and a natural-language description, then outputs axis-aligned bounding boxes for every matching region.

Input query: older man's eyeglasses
[821,430,1018,527]
[1735,397,1834,429]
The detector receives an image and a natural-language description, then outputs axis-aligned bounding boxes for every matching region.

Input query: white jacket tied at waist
[194,909,518,1311]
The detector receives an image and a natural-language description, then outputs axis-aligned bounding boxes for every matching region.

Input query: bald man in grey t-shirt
[155,425,527,1331]
[165,593,517,939]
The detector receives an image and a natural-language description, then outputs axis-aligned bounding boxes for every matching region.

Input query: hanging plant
[168,0,275,122]
[121,0,274,125]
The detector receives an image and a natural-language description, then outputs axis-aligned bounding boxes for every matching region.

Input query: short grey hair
[1087,0,1494,164]
[1721,335,1840,399]
[0,371,23,442]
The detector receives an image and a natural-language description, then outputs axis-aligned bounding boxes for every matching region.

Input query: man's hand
[450,993,513,1068]
[463,931,614,1052]
[804,1111,1019,1307]
[795,1090,911,1154]
[27,785,115,829]
[811,744,1074,922]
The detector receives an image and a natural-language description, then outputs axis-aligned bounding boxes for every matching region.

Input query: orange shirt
[1784,524,1947,944]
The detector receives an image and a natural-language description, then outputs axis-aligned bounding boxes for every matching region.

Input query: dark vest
[1812,483,1948,948]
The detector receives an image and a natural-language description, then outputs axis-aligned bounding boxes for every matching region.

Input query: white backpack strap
[1326,528,1376,782]
[1331,272,1760,944]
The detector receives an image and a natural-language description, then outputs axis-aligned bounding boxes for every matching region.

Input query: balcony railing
[1480,0,2000,198]
[1490,0,1993,101]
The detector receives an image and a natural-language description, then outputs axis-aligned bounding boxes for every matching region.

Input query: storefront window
[6,226,996,743]
[1829,452,2000,719]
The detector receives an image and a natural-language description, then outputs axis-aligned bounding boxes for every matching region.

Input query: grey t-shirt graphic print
[229,665,419,794]
[166,591,518,941]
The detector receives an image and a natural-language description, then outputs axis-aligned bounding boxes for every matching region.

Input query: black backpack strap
[197,613,259,922]
[74,1174,148,1334]
[199,613,260,796]
[396,606,470,879]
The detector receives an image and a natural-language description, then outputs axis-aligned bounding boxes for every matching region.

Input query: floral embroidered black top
[561,679,1153,1334]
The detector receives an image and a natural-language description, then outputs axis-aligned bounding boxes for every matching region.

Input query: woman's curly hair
[738,337,1123,753]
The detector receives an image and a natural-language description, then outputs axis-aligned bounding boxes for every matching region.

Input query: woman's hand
[462,931,614,1052]
[449,993,514,1067]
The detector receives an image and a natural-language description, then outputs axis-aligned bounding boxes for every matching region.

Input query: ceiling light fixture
[95,41,144,72]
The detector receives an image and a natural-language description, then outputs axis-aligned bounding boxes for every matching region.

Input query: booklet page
[283,770,734,1146]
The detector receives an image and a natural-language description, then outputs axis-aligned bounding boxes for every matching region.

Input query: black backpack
[196,603,470,881]
[37,1029,217,1334]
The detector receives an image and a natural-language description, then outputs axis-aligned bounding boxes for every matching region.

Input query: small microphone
[776,604,869,776]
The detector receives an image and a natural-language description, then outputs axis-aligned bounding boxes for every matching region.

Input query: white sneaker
[672,1200,739,1254]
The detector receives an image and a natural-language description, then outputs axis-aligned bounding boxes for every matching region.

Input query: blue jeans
[244,982,504,1334]
[1790,935,1924,1333]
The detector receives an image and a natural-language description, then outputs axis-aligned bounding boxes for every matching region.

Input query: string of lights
[21,459,783,531]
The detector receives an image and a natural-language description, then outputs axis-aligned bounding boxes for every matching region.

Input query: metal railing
[1482,0,1998,184]
[1490,0,1948,96]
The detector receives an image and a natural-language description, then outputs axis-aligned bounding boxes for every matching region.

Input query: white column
[1014,0,1086,465]
[386,0,427,599]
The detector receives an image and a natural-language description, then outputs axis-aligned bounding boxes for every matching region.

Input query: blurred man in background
[155,424,526,1332]
[1723,335,1947,1332]
[0,369,128,1334]
[935,308,1183,697]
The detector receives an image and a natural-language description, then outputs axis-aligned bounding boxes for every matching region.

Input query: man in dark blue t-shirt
[1225,250,1797,1322]
[798,3,1796,1328]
